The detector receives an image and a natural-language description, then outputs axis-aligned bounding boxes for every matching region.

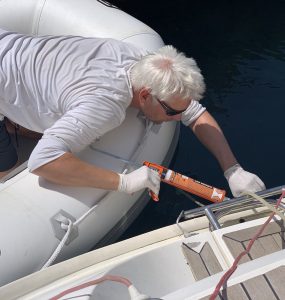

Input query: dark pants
[0,120,18,172]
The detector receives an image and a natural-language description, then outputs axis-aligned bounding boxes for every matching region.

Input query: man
[0,28,265,198]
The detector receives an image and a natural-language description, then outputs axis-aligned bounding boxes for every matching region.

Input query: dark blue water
[115,0,285,239]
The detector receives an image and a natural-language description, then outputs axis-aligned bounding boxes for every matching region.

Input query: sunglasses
[154,97,188,116]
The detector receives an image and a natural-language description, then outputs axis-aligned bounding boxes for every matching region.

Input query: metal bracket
[176,210,198,238]
[51,210,79,245]
[204,207,221,230]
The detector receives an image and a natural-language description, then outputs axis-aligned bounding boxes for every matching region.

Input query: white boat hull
[1,191,284,300]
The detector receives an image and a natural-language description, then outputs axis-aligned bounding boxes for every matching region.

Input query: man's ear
[138,88,151,107]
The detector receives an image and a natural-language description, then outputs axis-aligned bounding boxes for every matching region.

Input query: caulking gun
[92,147,226,203]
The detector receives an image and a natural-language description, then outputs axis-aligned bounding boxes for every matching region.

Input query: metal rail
[179,186,285,231]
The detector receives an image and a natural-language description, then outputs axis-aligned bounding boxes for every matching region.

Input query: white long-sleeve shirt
[0,28,205,172]
[0,28,148,171]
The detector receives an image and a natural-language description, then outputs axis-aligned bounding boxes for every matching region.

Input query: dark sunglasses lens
[156,97,186,116]
[166,110,179,116]
[166,107,186,116]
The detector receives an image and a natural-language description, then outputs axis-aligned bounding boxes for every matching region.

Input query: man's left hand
[224,164,266,197]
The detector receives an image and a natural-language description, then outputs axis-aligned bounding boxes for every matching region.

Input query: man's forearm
[189,111,238,172]
[32,152,120,190]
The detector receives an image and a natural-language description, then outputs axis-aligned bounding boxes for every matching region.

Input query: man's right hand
[118,166,161,196]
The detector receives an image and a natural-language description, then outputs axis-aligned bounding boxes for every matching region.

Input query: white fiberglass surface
[23,242,192,299]
[24,230,229,300]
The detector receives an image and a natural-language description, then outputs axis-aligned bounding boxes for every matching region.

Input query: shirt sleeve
[180,100,206,127]
[28,95,126,172]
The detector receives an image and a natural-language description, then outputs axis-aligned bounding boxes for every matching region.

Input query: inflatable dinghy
[0,0,179,286]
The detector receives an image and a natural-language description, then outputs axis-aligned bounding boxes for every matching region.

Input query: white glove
[224,164,266,197]
[118,166,160,196]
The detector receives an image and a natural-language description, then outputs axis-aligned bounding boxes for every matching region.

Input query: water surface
[114,0,285,238]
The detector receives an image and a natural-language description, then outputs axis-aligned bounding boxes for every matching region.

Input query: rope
[245,191,285,221]
[209,189,285,300]
[41,202,100,269]
[74,204,98,226]
[41,219,73,269]
[49,275,132,300]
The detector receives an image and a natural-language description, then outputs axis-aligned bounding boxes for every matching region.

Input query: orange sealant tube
[143,161,226,203]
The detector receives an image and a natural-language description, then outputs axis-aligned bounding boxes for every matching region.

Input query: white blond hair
[130,45,205,102]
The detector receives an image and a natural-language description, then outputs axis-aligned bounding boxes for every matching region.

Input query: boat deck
[198,266,285,300]
[182,219,285,299]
